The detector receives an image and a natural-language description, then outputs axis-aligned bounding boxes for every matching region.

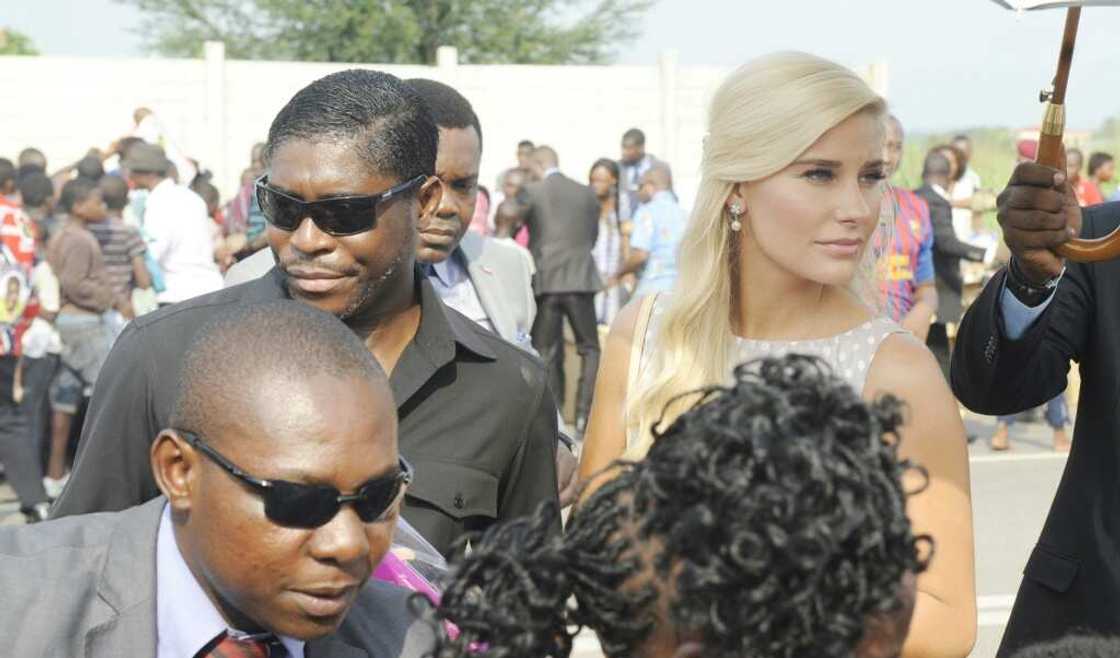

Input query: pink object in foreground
[373,551,466,642]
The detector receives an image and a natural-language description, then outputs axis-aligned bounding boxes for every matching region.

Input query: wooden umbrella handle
[1035,8,1120,262]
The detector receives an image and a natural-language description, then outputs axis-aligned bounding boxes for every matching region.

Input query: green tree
[119,0,654,64]
[0,27,40,56]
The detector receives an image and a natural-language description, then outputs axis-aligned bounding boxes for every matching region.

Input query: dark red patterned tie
[197,631,287,658]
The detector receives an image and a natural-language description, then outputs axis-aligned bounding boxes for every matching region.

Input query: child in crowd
[43,178,117,492]
[91,175,151,336]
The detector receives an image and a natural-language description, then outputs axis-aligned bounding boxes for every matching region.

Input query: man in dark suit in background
[521,145,601,433]
[914,150,988,380]
[0,302,428,658]
[952,156,1120,655]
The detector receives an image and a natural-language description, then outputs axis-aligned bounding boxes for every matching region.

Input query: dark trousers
[926,322,952,383]
[22,355,58,469]
[0,401,47,510]
[532,293,600,423]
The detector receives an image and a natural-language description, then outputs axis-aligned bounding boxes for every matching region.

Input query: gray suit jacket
[521,173,601,295]
[456,230,535,348]
[223,235,536,349]
[0,497,433,658]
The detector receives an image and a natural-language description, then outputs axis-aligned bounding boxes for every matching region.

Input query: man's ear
[417,176,444,221]
[150,430,198,514]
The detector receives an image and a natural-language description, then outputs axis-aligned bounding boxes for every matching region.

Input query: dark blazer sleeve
[950,211,1100,416]
[926,193,986,262]
[50,323,161,518]
[497,365,560,531]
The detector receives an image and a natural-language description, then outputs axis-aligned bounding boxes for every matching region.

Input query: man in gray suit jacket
[521,145,602,432]
[0,302,430,658]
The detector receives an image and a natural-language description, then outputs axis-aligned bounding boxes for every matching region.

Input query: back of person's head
[98,175,130,212]
[116,136,146,160]
[0,158,15,193]
[533,145,559,169]
[622,127,646,146]
[628,51,887,443]
[58,177,99,214]
[1011,635,1120,658]
[191,178,220,212]
[1089,151,1114,177]
[17,171,53,210]
[265,69,437,182]
[641,162,672,191]
[922,151,952,180]
[931,143,967,181]
[17,148,46,173]
[493,200,522,239]
[406,78,483,149]
[76,155,104,182]
[430,355,927,658]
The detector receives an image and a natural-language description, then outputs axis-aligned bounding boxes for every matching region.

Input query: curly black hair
[424,354,930,658]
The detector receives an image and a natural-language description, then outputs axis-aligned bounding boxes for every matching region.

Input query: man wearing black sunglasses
[52,69,561,558]
[0,301,431,657]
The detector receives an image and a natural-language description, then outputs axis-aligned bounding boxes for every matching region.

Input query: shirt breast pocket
[1023,543,1079,593]
[405,459,499,522]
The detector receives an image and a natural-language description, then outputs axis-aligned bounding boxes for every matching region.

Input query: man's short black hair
[1089,151,1114,177]
[0,159,14,190]
[517,140,534,150]
[265,69,438,183]
[18,148,46,172]
[98,175,130,211]
[59,178,99,213]
[17,171,53,208]
[622,128,645,146]
[922,150,951,179]
[952,134,971,144]
[77,156,104,182]
[406,78,483,151]
[171,300,388,441]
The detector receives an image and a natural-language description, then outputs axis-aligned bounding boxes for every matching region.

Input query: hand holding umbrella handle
[1035,8,1120,262]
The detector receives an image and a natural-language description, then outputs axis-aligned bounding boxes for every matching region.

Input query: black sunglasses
[180,430,413,529]
[255,174,427,237]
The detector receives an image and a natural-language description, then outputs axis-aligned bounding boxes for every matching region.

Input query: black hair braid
[431,478,655,658]
[430,354,928,658]
[636,356,929,658]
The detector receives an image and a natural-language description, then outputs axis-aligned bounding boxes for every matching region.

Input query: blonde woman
[578,52,976,658]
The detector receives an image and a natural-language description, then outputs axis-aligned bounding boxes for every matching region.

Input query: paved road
[0,412,1070,657]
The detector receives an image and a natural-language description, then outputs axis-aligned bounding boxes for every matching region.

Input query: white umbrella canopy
[989,0,1120,9]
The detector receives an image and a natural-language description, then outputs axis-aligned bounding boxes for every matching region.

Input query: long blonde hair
[625,52,890,455]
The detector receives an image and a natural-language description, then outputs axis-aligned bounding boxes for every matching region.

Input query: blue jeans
[998,394,1068,430]
[50,314,112,414]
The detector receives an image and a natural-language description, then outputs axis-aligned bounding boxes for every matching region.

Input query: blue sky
[4,0,1118,133]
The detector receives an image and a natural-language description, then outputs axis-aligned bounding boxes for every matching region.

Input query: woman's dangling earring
[728,203,743,232]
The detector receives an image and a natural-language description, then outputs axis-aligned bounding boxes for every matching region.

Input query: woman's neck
[732,240,860,341]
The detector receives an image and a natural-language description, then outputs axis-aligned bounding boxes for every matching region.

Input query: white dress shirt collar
[542,167,561,179]
[156,504,305,658]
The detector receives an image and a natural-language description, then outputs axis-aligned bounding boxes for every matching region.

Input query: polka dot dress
[638,295,906,397]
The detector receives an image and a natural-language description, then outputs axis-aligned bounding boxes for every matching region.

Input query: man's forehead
[436,126,481,175]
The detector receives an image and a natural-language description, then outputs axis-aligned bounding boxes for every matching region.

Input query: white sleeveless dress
[624,295,908,457]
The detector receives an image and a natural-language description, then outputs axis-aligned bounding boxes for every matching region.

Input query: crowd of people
[0,49,1117,658]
